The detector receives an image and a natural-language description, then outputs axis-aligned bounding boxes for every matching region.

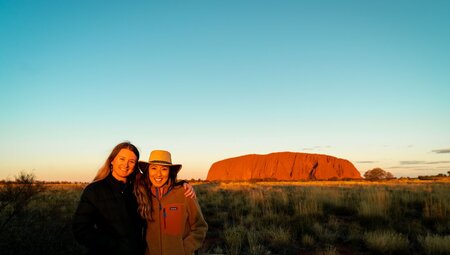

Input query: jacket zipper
[158,197,163,255]
[163,208,167,229]
[155,186,173,255]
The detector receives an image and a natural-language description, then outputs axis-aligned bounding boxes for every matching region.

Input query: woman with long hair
[134,150,207,255]
[73,142,195,255]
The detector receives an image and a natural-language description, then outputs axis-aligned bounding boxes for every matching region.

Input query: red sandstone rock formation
[206,152,362,181]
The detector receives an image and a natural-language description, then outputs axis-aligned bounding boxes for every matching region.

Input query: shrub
[0,171,45,234]
[247,230,270,255]
[301,234,315,248]
[364,168,395,180]
[264,226,291,246]
[320,246,338,255]
[364,230,409,254]
[357,189,389,219]
[419,234,450,255]
[311,222,337,245]
[224,225,246,255]
[423,195,448,220]
[294,198,322,217]
[0,182,84,255]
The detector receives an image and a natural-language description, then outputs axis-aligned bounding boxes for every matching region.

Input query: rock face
[207,152,362,181]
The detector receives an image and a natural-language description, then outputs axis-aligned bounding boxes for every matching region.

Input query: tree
[364,168,395,180]
[385,172,395,179]
[0,171,45,233]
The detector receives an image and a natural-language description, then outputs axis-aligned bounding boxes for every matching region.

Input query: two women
[135,150,208,255]
[72,142,201,255]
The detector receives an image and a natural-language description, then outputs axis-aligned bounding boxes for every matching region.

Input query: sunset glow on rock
[207,152,362,181]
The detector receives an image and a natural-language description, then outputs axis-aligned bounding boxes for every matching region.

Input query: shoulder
[86,178,107,190]
[82,179,109,197]
[169,185,198,204]
[171,185,184,192]
[169,185,188,198]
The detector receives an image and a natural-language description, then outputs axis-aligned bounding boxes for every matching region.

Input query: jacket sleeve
[72,186,118,252]
[183,197,208,254]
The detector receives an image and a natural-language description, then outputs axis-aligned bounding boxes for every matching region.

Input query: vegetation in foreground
[0,173,449,255]
[197,180,450,255]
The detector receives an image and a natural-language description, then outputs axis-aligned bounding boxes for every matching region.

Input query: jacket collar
[107,173,129,192]
[151,180,173,199]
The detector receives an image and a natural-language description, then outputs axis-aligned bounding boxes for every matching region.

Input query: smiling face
[111,148,137,182]
[148,164,170,188]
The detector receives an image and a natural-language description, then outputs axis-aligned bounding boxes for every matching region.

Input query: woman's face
[111,148,137,182]
[148,164,170,188]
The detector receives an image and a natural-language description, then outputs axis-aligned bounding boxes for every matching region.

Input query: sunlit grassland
[1,180,449,255]
[195,180,450,255]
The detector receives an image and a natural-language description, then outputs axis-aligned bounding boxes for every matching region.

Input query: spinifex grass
[196,181,450,254]
[418,234,450,255]
[1,181,449,255]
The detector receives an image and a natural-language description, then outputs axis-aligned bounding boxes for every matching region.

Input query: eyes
[118,157,136,164]
[149,165,169,171]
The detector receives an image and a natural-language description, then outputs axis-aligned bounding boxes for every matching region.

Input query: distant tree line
[0,179,88,184]
[364,168,450,180]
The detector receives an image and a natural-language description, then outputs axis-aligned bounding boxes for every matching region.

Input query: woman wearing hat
[72,143,196,255]
[134,150,208,255]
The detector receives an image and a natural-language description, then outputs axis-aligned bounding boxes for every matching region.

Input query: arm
[176,180,197,199]
[183,182,196,199]
[72,187,118,252]
[183,197,208,254]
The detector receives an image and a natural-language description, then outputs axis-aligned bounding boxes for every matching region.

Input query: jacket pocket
[161,203,184,236]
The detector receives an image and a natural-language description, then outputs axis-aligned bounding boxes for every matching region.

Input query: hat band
[149,160,173,165]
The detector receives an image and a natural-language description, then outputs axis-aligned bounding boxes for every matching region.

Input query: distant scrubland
[1,173,449,255]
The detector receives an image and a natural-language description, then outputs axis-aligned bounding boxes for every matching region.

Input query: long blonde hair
[93,142,140,182]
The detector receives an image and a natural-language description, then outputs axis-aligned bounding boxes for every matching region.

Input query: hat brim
[138,161,182,174]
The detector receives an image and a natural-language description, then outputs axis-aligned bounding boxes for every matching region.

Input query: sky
[1,0,449,182]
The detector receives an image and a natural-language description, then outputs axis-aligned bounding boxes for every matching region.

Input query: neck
[151,180,172,198]
[111,172,127,183]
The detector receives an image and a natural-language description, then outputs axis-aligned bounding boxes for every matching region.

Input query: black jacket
[72,174,145,255]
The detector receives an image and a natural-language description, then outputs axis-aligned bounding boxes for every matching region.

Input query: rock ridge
[206,152,362,181]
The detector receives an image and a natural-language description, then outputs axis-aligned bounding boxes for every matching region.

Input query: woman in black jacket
[72,142,194,255]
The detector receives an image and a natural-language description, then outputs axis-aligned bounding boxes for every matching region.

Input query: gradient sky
[1,0,449,182]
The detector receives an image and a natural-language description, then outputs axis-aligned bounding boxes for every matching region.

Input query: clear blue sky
[1,0,449,181]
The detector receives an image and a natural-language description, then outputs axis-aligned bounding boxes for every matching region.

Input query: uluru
[206,152,362,181]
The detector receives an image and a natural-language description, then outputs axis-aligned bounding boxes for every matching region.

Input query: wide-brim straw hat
[138,150,182,174]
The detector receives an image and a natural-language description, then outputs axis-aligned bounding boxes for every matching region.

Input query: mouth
[154,178,163,182]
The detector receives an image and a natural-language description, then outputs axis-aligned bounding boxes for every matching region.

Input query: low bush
[364,230,409,254]
[419,234,450,255]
